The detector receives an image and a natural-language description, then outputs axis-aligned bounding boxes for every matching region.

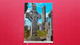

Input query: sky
[24,3,52,27]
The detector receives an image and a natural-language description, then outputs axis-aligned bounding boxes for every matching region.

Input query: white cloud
[25,18,31,26]
[26,22,31,26]
[28,8,31,10]
[26,8,31,13]
[46,12,49,17]
[25,18,28,21]
[26,10,30,12]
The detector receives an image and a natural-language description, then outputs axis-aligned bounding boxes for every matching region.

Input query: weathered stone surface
[41,22,45,31]
[26,3,41,41]
[46,10,53,41]
[42,5,46,23]
[41,6,46,31]
[28,36,41,41]
[45,22,50,31]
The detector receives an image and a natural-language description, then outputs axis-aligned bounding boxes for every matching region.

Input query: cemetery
[24,3,53,41]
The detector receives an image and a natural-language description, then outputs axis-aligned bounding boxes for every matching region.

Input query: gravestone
[47,10,53,41]
[26,3,41,41]
[45,22,50,31]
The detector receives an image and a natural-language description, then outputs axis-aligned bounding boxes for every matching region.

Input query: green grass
[37,30,48,37]
[24,29,30,39]
[24,29,48,39]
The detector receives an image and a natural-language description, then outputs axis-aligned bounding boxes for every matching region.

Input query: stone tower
[41,5,46,31]
[42,5,46,23]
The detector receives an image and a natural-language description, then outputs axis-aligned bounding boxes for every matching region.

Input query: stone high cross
[26,3,41,36]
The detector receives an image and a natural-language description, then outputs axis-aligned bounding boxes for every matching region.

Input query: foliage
[24,29,48,39]
[37,30,48,37]
[24,29,30,39]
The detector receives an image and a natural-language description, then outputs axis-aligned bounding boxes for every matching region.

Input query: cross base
[28,36,41,41]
